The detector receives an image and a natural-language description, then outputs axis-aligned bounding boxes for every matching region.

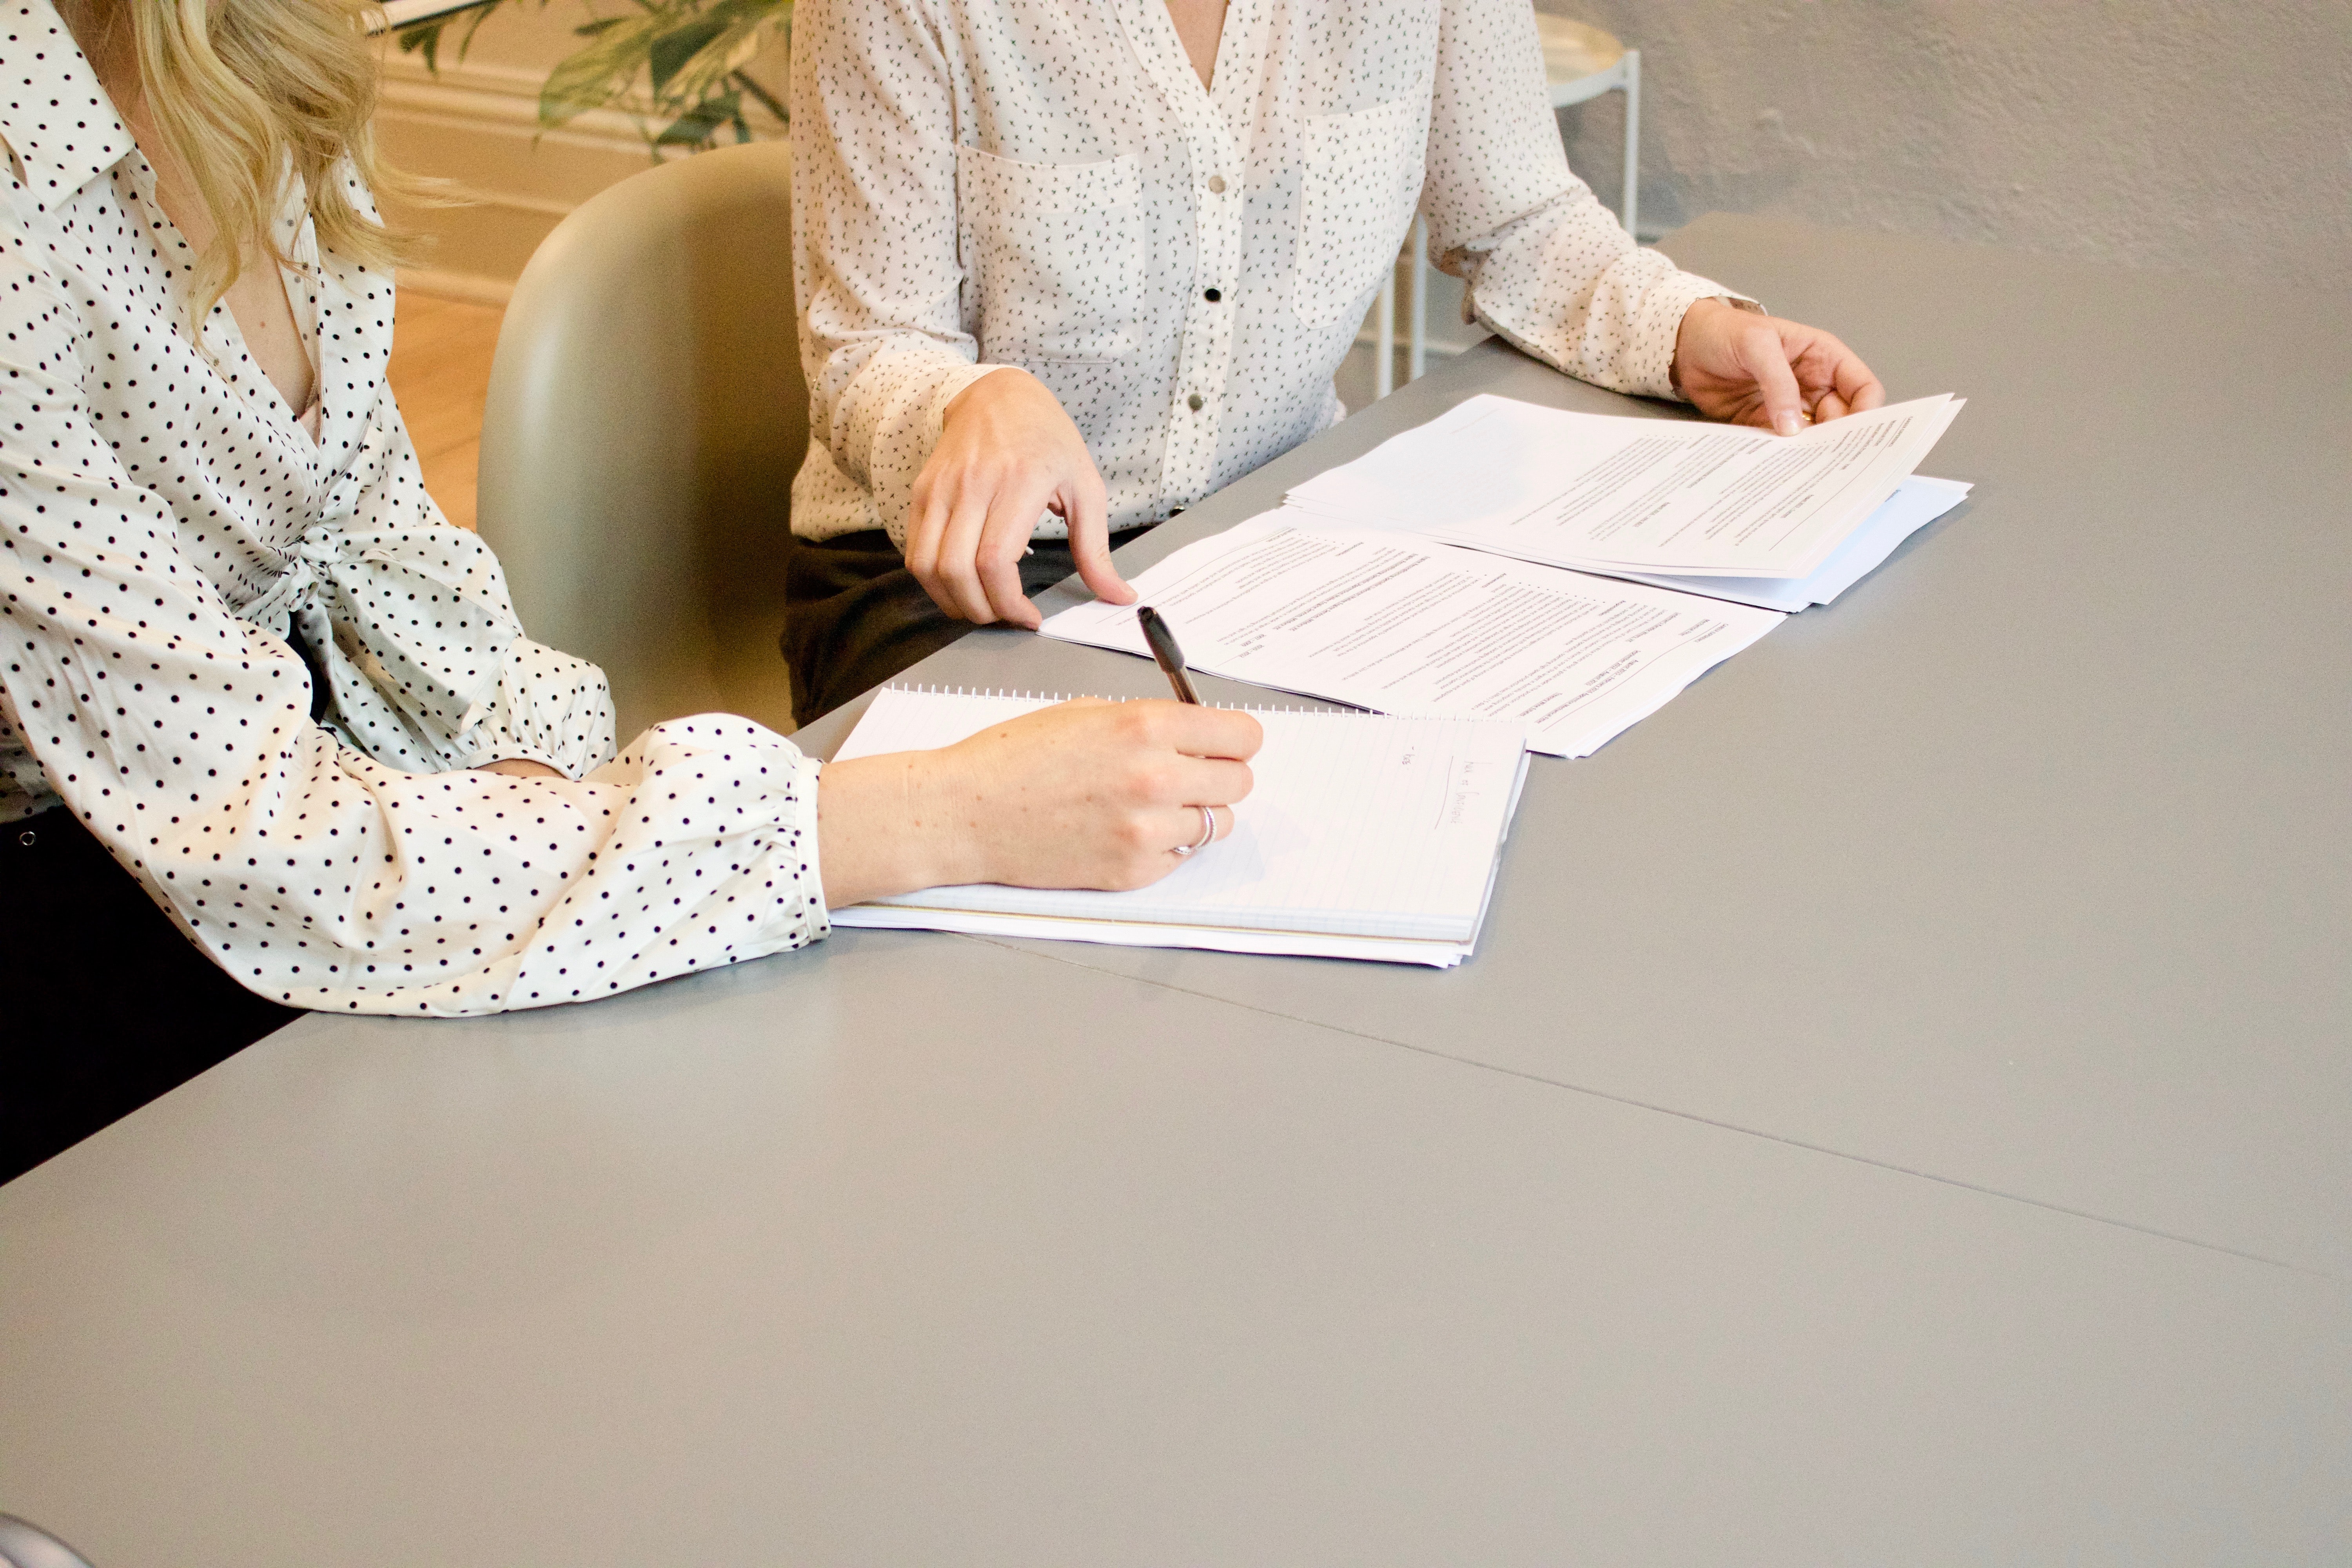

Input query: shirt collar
[0,0,138,215]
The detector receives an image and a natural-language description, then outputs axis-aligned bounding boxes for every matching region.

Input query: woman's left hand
[1672,298,1886,436]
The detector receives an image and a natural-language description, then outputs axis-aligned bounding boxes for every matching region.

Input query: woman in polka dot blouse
[0,0,1260,1182]
[783,0,1887,718]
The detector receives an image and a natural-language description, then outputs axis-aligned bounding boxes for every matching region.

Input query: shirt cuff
[1629,271,1759,403]
[859,358,1022,550]
[786,750,833,942]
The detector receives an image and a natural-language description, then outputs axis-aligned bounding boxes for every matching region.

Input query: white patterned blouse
[0,0,827,1016]
[788,0,1745,546]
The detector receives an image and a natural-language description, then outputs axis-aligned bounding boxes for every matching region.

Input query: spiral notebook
[828,687,1532,967]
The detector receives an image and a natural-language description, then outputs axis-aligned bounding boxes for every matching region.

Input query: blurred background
[376,2,2351,521]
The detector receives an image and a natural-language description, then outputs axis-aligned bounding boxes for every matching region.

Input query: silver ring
[1172,804,1217,857]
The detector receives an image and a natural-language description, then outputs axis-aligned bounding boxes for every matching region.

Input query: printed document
[1590,475,1973,612]
[1040,510,1783,758]
[1287,392,1964,579]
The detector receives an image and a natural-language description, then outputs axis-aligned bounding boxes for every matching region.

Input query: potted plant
[396,0,791,154]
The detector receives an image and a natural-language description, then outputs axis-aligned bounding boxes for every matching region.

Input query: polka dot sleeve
[784,0,1755,550]
[789,0,1003,549]
[1,200,829,1016]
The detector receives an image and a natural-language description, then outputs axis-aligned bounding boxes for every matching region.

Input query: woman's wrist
[816,751,984,907]
[1670,296,1762,397]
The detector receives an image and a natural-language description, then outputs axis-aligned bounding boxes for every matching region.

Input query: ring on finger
[1172,804,1217,857]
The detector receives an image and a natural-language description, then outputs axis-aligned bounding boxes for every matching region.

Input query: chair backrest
[475,140,806,738]
[0,1514,97,1568]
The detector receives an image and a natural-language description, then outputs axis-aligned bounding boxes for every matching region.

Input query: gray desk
[804,214,2352,1281]
[3,217,2346,1565]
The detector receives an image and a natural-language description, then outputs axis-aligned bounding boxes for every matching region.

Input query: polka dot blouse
[1,2,827,1016]
[788,0,1743,546]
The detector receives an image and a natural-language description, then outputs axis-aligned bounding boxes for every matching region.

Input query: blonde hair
[122,0,423,318]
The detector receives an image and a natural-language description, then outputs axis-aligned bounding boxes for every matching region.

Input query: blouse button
[1203,287,1222,303]
[1187,393,1206,412]
[1207,175,1228,194]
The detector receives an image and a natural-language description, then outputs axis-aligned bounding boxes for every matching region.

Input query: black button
[1203,287,1222,303]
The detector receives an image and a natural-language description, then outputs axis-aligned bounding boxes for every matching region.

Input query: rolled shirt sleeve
[786,0,1757,551]
[1422,0,1743,401]
[790,0,1005,545]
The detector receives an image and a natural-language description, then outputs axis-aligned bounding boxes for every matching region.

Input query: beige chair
[475,140,806,740]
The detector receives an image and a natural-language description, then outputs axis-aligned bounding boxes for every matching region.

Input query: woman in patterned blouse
[784,0,1887,719]
[0,0,1258,1183]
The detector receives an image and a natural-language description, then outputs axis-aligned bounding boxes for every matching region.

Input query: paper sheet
[1575,475,1974,612]
[1040,510,1783,757]
[829,689,1531,964]
[833,902,1483,967]
[1287,392,1964,579]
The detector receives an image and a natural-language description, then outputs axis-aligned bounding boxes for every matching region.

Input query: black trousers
[781,526,1152,726]
[0,809,301,1185]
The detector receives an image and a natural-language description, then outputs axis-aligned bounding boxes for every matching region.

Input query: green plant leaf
[654,89,741,148]
[641,8,772,116]
[394,18,450,73]
[398,0,522,74]
[539,8,672,125]
[649,13,732,95]
[531,0,793,137]
[729,67,787,124]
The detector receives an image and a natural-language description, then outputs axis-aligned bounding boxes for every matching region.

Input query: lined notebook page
[832,689,1530,943]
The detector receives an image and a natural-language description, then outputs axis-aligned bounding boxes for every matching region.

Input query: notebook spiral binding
[880,682,1368,716]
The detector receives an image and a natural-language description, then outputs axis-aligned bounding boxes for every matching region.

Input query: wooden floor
[385,291,506,532]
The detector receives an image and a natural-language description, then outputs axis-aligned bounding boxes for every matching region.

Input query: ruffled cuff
[785,749,833,941]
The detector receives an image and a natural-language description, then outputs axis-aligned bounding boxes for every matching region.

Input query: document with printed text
[1287,392,1964,579]
[1040,510,1783,758]
[1589,474,1974,612]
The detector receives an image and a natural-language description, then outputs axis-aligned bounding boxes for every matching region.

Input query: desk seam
[960,935,2341,1285]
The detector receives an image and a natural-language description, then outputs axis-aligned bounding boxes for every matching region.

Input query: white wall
[1544,0,2352,291]
[381,2,2350,304]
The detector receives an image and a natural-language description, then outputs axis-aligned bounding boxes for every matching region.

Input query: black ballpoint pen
[1136,606,1202,705]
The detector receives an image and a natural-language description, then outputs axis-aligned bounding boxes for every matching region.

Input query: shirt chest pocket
[1292,94,1425,328]
[957,146,1145,362]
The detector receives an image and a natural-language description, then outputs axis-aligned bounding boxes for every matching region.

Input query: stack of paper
[1286,392,1965,585]
[1042,512,1782,758]
[1042,391,1967,752]
[830,688,1532,967]
[1595,474,1973,613]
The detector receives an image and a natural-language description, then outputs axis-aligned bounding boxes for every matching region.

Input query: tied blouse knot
[1,0,828,1015]
[240,515,519,739]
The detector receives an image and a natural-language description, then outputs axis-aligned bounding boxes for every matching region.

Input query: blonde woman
[0,0,1258,1182]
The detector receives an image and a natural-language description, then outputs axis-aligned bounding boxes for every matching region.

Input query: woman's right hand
[904,368,1138,630]
[815,699,1262,907]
